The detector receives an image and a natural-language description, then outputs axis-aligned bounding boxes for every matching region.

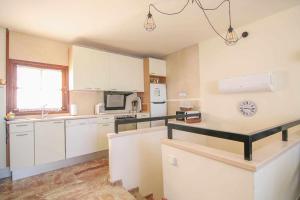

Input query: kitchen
[1,1,300,200]
[2,38,173,180]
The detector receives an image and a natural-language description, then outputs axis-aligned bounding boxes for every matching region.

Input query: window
[7,60,69,115]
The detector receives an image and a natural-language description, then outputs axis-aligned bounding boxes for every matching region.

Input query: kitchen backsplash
[69,91,104,115]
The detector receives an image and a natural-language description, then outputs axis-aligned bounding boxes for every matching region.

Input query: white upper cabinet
[108,53,144,92]
[69,45,144,92]
[149,58,166,77]
[69,46,109,90]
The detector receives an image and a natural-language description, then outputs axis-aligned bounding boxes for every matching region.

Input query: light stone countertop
[6,111,150,124]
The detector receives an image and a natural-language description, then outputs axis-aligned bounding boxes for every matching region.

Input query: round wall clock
[239,100,257,117]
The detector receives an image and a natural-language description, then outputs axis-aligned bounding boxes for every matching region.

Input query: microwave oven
[104,91,131,110]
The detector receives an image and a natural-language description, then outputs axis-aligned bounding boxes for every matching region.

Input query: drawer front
[10,123,34,133]
[66,119,89,127]
[97,116,114,124]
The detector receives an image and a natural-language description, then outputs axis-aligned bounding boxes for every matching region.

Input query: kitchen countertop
[6,111,150,124]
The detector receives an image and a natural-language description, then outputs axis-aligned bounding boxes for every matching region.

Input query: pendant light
[144,0,248,45]
[144,12,156,31]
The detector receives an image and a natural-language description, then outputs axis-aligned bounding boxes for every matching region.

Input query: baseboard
[109,179,123,187]
[12,150,108,181]
[0,167,11,179]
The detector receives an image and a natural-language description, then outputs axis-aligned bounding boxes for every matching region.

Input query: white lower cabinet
[66,117,114,159]
[10,123,34,170]
[35,120,65,165]
[97,122,114,151]
[9,116,115,171]
[66,119,90,158]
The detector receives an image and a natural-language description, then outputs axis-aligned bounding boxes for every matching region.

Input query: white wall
[254,144,300,200]
[162,144,254,200]
[198,5,300,153]
[162,138,300,200]
[166,45,201,114]
[9,31,69,66]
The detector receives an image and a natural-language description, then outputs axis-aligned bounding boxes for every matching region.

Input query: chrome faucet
[41,104,48,119]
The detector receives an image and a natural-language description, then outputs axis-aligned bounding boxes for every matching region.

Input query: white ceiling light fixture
[144,0,249,45]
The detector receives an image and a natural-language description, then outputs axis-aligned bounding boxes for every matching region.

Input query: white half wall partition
[162,132,300,200]
[108,127,166,199]
[108,126,207,199]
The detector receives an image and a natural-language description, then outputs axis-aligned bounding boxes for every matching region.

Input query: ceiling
[0,0,299,58]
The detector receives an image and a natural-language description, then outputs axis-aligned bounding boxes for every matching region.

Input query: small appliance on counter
[95,103,105,115]
[129,97,142,113]
[70,104,78,116]
[176,110,201,123]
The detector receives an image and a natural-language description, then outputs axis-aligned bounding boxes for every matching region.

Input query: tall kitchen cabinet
[34,120,65,165]
[69,45,144,92]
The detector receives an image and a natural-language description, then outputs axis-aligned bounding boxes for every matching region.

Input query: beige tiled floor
[0,159,136,200]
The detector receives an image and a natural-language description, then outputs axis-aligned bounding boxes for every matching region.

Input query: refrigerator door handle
[152,102,166,104]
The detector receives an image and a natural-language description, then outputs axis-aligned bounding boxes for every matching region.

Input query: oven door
[118,122,137,132]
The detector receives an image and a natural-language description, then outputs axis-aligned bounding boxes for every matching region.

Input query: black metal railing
[168,119,300,161]
[114,113,201,133]
[114,113,300,161]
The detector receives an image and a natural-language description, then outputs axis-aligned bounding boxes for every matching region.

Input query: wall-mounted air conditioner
[218,72,275,93]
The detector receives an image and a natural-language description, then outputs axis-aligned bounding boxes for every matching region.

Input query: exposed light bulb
[144,12,156,31]
[225,26,238,45]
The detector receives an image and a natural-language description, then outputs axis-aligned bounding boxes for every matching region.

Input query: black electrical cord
[148,0,191,15]
[194,0,230,41]
[148,0,240,43]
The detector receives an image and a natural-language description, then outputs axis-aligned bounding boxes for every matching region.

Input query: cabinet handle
[102,124,110,127]
[111,89,117,91]
[16,124,29,127]
[16,133,29,137]
[102,117,110,120]
[53,121,64,124]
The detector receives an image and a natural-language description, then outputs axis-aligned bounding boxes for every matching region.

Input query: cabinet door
[66,119,89,158]
[35,120,65,165]
[149,58,166,77]
[10,131,34,170]
[108,54,144,92]
[97,123,114,150]
[70,46,109,90]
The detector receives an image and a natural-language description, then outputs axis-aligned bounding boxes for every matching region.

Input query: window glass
[16,65,63,110]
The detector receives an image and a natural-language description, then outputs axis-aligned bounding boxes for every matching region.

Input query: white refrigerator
[150,83,167,127]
